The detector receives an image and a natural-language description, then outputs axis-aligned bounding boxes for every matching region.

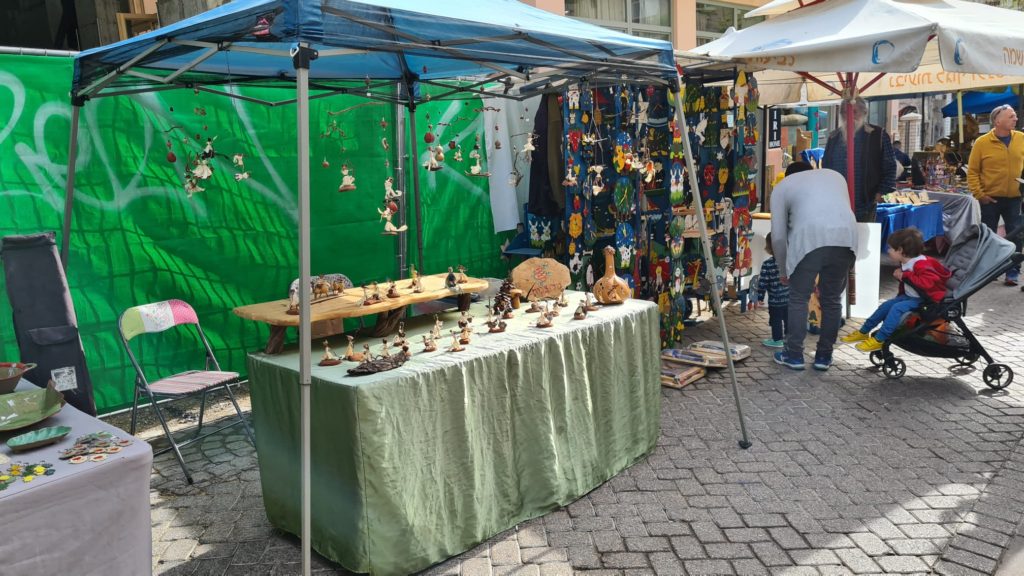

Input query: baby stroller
[871,224,1024,389]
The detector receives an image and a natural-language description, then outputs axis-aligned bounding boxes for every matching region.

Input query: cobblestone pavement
[138,273,1024,575]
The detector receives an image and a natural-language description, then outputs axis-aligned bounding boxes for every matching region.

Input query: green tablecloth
[247,293,660,575]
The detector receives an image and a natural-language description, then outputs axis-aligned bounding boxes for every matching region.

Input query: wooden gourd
[593,246,630,305]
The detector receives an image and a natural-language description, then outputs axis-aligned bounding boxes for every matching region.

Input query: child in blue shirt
[754,233,789,348]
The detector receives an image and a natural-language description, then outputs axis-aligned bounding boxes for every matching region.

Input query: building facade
[521,0,766,50]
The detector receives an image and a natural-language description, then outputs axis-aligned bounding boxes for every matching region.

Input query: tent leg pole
[407,104,425,270]
[957,91,964,148]
[395,88,407,279]
[293,44,315,576]
[60,100,83,270]
[674,74,752,450]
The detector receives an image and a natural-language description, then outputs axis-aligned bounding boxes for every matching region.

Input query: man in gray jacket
[770,162,858,371]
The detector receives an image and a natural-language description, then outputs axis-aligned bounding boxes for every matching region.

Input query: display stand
[234,273,487,354]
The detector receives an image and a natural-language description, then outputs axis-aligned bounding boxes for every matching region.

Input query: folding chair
[118,299,254,484]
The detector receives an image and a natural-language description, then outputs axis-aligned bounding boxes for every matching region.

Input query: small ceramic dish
[6,425,72,452]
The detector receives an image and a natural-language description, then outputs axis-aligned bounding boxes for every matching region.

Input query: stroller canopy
[943,224,1016,300]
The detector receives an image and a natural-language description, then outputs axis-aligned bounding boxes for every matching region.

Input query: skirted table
[0,380,153,575]
[247,293,660,575]
[876,202,945,249]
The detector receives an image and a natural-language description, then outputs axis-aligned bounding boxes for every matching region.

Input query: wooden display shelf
[234,273,488,354]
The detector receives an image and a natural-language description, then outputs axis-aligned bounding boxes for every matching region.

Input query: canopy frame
[61,3,752,574]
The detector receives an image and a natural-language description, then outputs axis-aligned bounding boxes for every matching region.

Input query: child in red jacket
[841,227,951,352]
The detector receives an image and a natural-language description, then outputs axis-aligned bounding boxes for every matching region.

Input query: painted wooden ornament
[593,246,630,305]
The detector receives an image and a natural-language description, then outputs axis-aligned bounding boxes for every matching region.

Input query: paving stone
[684,559,734,575]
[624,536,671,552]
[602,552,650,568]
[668,536,707,560]
[490,539,521,565]
[521,548,567,564]
[833,547,880,574]
[648,552,685,576]
[874,555,931,573]
[537,563,573,576]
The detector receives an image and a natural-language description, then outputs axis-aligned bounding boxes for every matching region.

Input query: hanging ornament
[384,177,403,201]
[232,154,249,181]
[448,139,457,150]
[453,146,463,162]
[322,158,330,169]
[338,164,357,192]
[424,125,435,144]
[380,117,388,130]
[381,137,389,151]
[166,151,177,163]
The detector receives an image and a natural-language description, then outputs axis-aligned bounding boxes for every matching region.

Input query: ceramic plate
[7,425,71,452]
[0,384,65,432]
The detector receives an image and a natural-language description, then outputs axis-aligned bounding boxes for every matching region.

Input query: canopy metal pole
[673,73,752,449]
[60,100,83,269]
[957,91,964,147]
[407,103,425,269]
[292,43,316,576]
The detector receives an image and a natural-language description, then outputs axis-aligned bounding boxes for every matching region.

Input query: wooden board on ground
[661,361,706,389]
[687,340,751,361]
[511,257,571,301]
[661,348,728,368]
[233,272,488,326]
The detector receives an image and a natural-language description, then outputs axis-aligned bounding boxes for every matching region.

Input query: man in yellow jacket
[967,104,1024,285]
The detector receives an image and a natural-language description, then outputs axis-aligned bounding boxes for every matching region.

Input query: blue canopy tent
[942,87,1017,117]
[66,1,751,572]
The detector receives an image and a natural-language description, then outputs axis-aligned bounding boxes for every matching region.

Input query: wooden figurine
[590,165,606,196]
[525,299,543,313]
[457,310,473,329]
[318,340,342,366]
[445,267,458,290]
[331,278,346,296]
[584,292,600,312]
[432,314,443,340]
[406,264,419,289]
[287,289,300,315]
[386,280,400,299]
[344,335,365,362]
[573,301,588,320]
[378,205,408,235]
[486,304,507,333]
[448,330,465,352]
[547,299,561,316]
[380,339,391,358]
[338,164,357,192]
[593,246,630,305]
[536,307,553,328]
[422,334,437,352]
[362,343,372,359]
[384,177,403,200]
[557,290,569,308]
[459,325,472,345]
[453,145,463,162]
[392,321,407,347]
[456,265,469,284]
[412,274,424,293]
[313,278,330,299]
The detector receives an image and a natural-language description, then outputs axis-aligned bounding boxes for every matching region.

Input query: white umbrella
[684,0,1024,204]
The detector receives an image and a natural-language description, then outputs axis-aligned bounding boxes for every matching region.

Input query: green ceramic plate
[7,425,71,452]
[0,385,65,432]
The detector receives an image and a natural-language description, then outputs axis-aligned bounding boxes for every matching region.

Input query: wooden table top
[233,273,489,327]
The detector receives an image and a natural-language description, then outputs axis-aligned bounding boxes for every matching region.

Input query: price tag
[51,367,78,392]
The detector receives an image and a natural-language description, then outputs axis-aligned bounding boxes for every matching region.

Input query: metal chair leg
[129,386,141,436]
[223,382,255,445]
[149,391,194,484]
[194,389,207,440]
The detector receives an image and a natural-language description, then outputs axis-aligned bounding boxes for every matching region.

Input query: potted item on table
[319,340,342,367]
[386,280,400,299]
[593,246,630,305]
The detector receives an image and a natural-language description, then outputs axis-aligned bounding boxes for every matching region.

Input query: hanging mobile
[466,135,490,177]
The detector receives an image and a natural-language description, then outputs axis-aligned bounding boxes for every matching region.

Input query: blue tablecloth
[876,203,945,248]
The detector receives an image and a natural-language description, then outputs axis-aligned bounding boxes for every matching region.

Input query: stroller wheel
[983,364,1014,390]
[956,353,980,367]
[882,358,906,379]
[869,351,885,367]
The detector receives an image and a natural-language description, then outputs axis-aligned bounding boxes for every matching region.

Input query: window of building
[696,2,764,44]
[566,0,671,40]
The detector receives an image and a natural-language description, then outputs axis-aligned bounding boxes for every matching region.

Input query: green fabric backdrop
[0,54,510,414]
